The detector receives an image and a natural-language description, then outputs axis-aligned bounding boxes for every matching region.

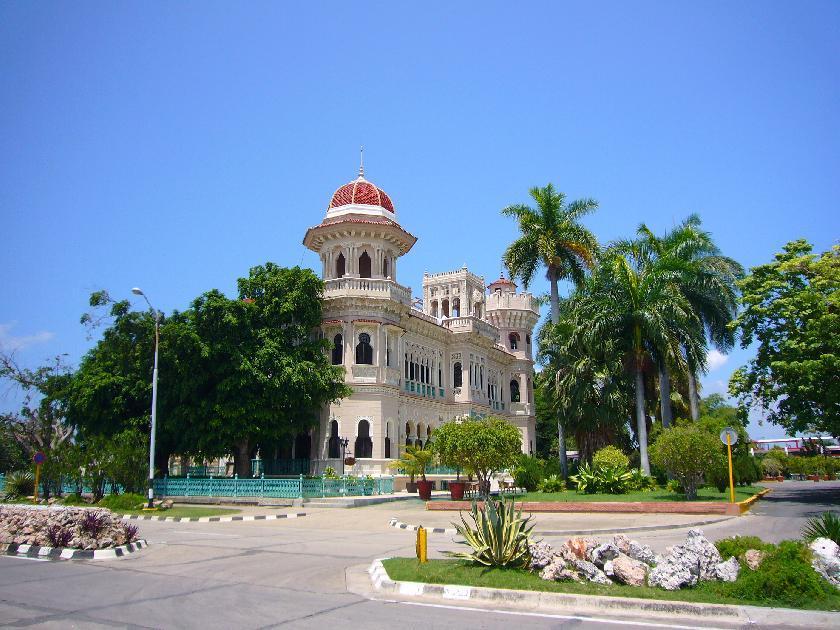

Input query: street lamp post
[132,287,161,509]
[340,437,349,475]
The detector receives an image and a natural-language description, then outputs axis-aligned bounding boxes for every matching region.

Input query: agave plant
[446,498,534,568]
[802,511,840,545]
[3,470,35,500]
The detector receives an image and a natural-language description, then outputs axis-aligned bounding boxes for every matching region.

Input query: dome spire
[358,145,364,178]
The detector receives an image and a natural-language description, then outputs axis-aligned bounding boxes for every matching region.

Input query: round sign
[720,428,739,446]
[33,451,46,465]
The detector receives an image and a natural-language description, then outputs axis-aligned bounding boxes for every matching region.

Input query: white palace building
[301,165,539,476]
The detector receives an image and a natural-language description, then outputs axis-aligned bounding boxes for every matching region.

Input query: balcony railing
[441,315,499,340]
[323,277,411,305]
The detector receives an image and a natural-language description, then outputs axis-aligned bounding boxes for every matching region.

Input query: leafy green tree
[635,216,743,424]
[502,184,599,478]
[184,264,350,476]
[537,315,630,464]
[729,241,839,436]
[650,425,724,499]
[574,242,705,474]
[431,416,522,496]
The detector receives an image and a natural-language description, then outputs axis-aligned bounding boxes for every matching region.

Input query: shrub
[592,446,629,471]
[80,511,107,536]
[665,479,684,494]
[123,523,140,543]
[322,466,339,479]
[571,463,632,494]
[727,540,836,607]
[762,457,784,477]
[715,535,774,560]
[650,426,723,500]
[735,455,761,485]
[446,498,534,568]
[512,455,544,492]
[537,474,566,493]
[802,511,840,545]
[626,467,657,491]
[98,493,147,512]
[46,524,73,548]
[3,470,34,499]
[61,493,89,506]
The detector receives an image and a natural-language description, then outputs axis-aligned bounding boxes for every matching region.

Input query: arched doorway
[335,253,346,278]
[510,379,520,403]
[359,251,372,278]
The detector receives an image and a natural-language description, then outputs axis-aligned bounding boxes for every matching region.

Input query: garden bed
[0,504,140,550]
[382,557,840,611]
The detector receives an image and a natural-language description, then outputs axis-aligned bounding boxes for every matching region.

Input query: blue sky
[1,2,838,439]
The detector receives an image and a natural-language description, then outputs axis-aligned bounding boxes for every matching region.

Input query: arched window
[359,251,372,278]
[526,334,531,346]
[442,299,450,317]
[354,420,373,458]
[328,420,340,458]
[336,253,346,278]
[331,334,343,365]
[385,423,391,459]
[438,364,442,386]
[356,333,373,364]
[409,355,415,380]
[415,439,422,448]
[427,426,432,439]
[453,362,462,388]
[510,379,520,403]
[474,302,481,317]
[452,298,460,317]
[509,332,520,350]
[404,353,409,378]
[430,300,438,318]
[383,257,389,278]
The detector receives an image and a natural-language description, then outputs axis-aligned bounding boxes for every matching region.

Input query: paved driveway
[1,481,836,629]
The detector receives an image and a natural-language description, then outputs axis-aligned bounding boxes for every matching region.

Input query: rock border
[367,558,840,628]
[2,540,148,561]
[121,512,306,523]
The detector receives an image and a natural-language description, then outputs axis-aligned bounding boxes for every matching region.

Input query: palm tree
[575,241,705,474]
[502,184,599,477]
[636,216,744,422]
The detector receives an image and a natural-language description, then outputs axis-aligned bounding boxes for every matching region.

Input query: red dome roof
[328,176,394,213]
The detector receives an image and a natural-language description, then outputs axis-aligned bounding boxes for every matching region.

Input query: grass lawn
[113,506,242,518]
[382,558,840,611]
[514,485,764,503]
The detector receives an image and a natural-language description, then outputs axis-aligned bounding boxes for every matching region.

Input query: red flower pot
[417,480,433,501]
[449,481,466,500]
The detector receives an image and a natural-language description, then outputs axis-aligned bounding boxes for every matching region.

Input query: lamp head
[131,287,144,296]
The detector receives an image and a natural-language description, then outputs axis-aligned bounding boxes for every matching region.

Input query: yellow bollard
[416,526,427,563]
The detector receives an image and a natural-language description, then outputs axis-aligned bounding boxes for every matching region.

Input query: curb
[121,512,306,523]
[2,540,148,561]
[367,558,840,628]
[737,488,771,513]
[388,516,736,537]
[389,518,456,535]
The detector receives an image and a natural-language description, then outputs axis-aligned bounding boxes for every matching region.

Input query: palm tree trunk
[659,361,672,429]
[687,369,700,421]
[549,270,568,479]
[635,366,651,475]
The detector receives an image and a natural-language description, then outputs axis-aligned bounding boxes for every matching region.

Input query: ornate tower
[485,275,539,439]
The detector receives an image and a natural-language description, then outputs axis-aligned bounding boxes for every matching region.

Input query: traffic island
[2,539,148,561]
[365,558,839,627]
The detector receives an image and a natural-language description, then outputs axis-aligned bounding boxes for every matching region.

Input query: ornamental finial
[359,145,364,178]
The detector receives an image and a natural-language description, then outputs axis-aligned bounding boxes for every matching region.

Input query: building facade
[302,167,539,475]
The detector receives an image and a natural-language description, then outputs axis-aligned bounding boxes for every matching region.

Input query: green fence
[153,475,395,499]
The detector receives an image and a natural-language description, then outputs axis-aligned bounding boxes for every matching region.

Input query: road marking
[375,599,732,629]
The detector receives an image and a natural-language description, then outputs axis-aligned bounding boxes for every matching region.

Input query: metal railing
[152,475,395,499]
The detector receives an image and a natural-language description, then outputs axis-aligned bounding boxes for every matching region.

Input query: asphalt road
[1,481,837,629]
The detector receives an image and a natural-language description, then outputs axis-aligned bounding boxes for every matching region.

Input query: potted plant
[389,447,420,493]
[431,421,465,499]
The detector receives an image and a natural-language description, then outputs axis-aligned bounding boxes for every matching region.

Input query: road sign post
[720,428,738,504]
[32,451,46,504]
